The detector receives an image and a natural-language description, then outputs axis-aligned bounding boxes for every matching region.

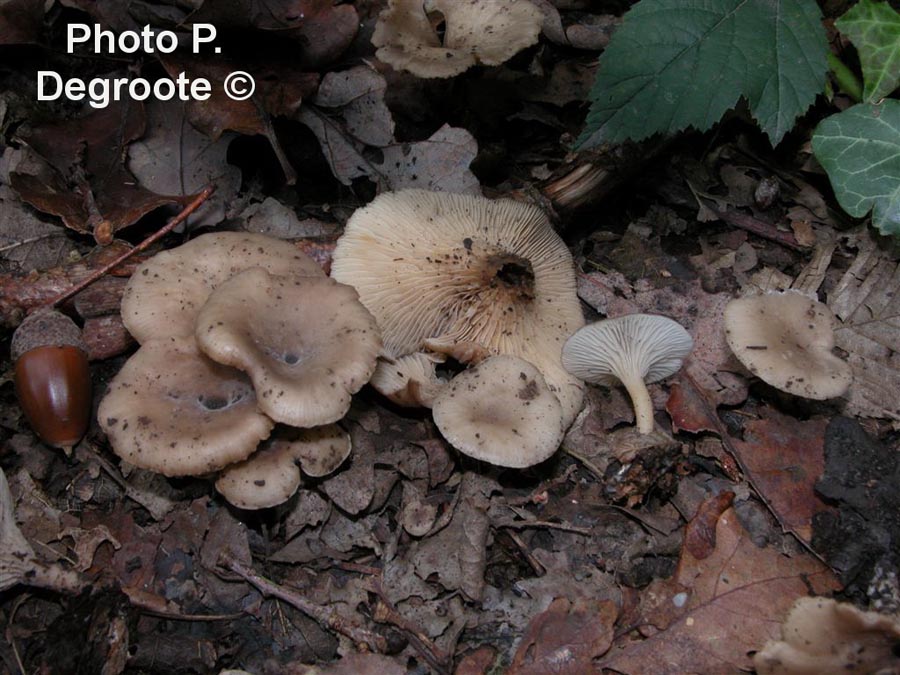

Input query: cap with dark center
[97,337,273,476]
[215,425,351,510]
[195,268,382,427]
[331,189,584,426]
[369,352,448,408]
[562,314,694,434]
[372,0,543,78]
[432,354,564,468]
[121,231,324,344]
[724,291,852,399]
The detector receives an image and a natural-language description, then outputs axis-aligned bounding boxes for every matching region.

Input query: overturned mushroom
[724,291,852,399]
[195,268,382,428]
[215,425,351,510]
[562,315,693,434]
[121,231,324,344]
[331,189,584,426]
[97,338,274,476]
[432,354,564,468]
[372,0,543,78]
[369,352,448,408]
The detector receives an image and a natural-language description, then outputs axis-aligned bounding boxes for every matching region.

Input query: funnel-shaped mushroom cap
[215,425,350,510]
[432,355,564,468]
[369,352,448,408]
[122,232,324,344]
[97,338,274,476]
[724,291,852,400]
[331,189,584,426]
[195,269,382,428]
[562,314,693,434]
[373,0,543,79]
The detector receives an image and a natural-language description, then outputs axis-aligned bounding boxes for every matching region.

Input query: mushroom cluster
[98,232,382,509]
[331,189,584,468]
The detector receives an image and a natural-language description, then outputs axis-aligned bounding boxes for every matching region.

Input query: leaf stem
[827,53,863,103]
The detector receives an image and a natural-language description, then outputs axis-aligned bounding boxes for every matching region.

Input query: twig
[371,582,451,675]
[563,446,606,481]
[221,555,387,653]
[493,518,593,535]
[47,185,216,310]
[5,594,28,675]
[0,233,67,254]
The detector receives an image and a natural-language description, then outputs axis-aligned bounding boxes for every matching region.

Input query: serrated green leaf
[578,0,828,148]
[812,101,900,235]
[835,0,900,103]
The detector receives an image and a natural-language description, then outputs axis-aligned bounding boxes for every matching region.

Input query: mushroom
[432,354,564,468]
[97,337,274,476]
[372,0,543,79]
[562,314,694,434]
[330,189,585,426]
[194,268,382,428]
[215,425,351,510]
[754,597,900,674]
[724,291,852,399]
[121,231,324,344]
[369,352,448,408]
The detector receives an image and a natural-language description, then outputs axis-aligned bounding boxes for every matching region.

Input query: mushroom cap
[724,291,852,399]
[562,314,694,386]
[369,352,448,408]
[432,354,564,468]
[195,268,382,427]
[372,0,543,78]
[754,597,900,675]
[330,189,584,426]
[215,424,350,510]
[121,232,324,344]
[97,337,274,476]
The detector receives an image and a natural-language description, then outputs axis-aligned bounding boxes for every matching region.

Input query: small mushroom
[369,352,448,408]
[372,0,543,79]
[432,354,564,468]
[97,338,274,476]
[331,189,585,427]
[215,425,351,510]
[194,268,382,428]
[754,596,900,674]
[121,231,324,344]
[562,314,694,434]
[724,291,852,399]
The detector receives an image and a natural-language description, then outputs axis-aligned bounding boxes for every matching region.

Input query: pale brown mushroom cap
[215,424,350,509]
[562,314,693,434]
[754,597,900,675]
[372,0,543,78]
[97,337,273,476]
[724,291,852,400]
[330,189,584,426]
[432,355,564,468]
[121,232,324,344]
[195,268,382,427]
[369,352,448,408]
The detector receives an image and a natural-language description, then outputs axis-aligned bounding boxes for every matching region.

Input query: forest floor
[1,1,898,674]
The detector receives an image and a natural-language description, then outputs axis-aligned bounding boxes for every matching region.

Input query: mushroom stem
[620,372,655,434]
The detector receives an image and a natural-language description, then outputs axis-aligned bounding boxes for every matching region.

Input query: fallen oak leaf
[600,506,840,674]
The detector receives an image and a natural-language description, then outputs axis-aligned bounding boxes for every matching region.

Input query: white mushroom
[562,314,694,434]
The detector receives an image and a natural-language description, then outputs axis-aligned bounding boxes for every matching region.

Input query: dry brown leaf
[599,507,841,674]
[830,229,900,421]
[313,65,394,147]
[508,597,617,675]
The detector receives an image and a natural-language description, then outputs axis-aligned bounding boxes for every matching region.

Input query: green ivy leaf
[578,0,827,148]
[812,101,900,235]
[835,0,900,103]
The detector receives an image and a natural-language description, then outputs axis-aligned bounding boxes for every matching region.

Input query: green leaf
[835,0,900,103]
[812,101,900,235]
[578,0,828,148]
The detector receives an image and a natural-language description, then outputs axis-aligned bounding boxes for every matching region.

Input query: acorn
[11,308,91,453]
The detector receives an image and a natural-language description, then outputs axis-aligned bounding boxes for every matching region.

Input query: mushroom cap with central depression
[195,268,382,428]
[330,189,584,426]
